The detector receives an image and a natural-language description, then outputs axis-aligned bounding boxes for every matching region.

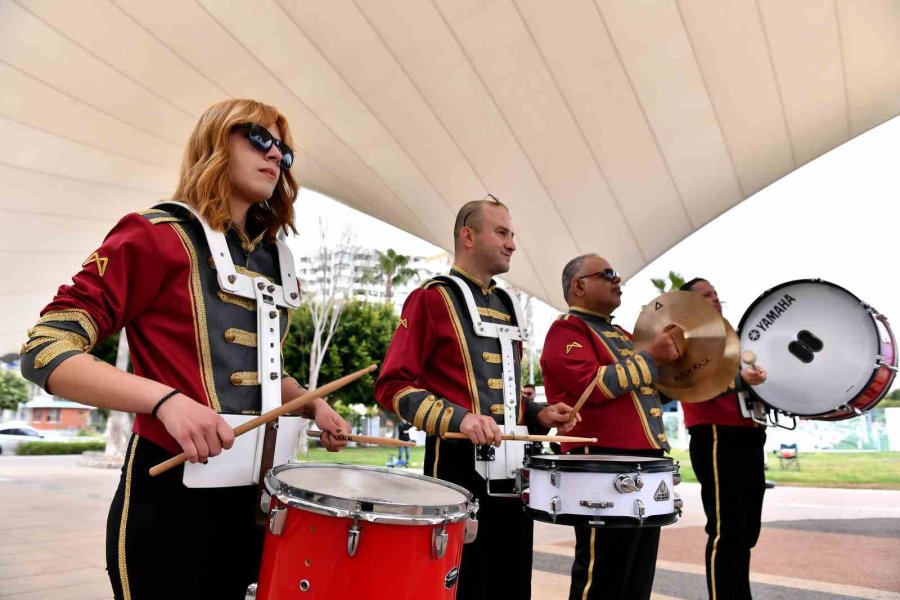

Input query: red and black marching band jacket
[19,205,293,455]
[374,267,545,437]
[541,307,669,454]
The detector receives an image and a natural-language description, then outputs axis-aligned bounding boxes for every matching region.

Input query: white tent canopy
[2,0,899,354]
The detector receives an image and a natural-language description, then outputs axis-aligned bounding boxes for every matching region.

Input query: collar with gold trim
[450,265,497,296]
[568,306,612,323]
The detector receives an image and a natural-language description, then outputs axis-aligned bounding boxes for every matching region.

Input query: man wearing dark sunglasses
[540,253,680,600]
[375,196,579,600]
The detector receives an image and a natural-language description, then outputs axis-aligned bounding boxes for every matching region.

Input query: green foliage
[520,353,544,386]
[16,440,106,455]
[283,300,397,406]
[0,369,29,411]
[651,271,686,294]
[89,333,132,373]
[880,388,900,408]
[361,249,420,302]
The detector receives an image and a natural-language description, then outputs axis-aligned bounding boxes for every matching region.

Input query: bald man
[375,196,578,600]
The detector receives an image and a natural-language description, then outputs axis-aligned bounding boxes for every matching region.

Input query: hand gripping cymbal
[633,291,736,403]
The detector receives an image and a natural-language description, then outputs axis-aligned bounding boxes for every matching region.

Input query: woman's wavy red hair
[173,99,299,239]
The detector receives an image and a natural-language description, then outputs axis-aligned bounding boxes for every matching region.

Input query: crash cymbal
[663,319,741,403]
[633,291,729,402]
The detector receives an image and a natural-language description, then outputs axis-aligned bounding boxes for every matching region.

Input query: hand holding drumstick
[740,350,768,385]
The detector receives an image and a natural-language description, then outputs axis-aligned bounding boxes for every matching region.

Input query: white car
[0,423,48,455]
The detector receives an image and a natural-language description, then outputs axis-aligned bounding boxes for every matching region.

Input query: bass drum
[738,279,897,420]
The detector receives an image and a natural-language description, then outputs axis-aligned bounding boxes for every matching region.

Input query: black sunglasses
[461,193,501,228]
[576,268,619,282]
[236,123,294,170]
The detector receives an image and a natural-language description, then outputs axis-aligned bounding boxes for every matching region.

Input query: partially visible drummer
[679,277,767,600]
[374,196,579,600]
[540,253,680,600]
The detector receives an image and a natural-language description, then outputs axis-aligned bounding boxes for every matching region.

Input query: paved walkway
[1,456,898,599]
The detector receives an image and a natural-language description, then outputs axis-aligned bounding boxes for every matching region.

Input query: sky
[289,115,900,389]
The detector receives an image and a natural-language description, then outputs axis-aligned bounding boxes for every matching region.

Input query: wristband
[151,389,179,418]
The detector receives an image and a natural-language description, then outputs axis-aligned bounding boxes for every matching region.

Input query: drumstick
[742,350,759,370]
[308,430,415,447]
[442,433,597,443]
[149,364,377,476]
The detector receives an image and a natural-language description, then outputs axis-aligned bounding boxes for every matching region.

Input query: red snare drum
[253,464,478,600]
[738,279,897,421]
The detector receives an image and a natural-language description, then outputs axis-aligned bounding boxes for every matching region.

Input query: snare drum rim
[737,278,885,417]
[265,463,475,525]
[525,454,674,473]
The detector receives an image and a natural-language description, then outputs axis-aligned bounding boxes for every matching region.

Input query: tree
[0,369,29,411]
[651,271,686,294]
[298,223,359,390]
[520,353,544,387]
[283,300,397,407]
[880,388,900,408]
[104,333,133,458]
[362,249,420,303]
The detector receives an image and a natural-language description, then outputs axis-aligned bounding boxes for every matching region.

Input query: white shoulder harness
[152,201,303,488]
[442,276,529,484]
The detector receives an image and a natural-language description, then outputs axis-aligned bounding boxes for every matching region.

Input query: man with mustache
[540,253,680,600]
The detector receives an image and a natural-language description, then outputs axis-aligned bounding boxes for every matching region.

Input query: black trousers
[425,436,534,600]
[689,425,767,600]
[106,435,264,600]
[567,447,664,600]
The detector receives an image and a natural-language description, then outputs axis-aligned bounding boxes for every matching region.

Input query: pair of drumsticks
[149,365,596,476]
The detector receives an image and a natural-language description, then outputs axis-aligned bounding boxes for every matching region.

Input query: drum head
[738,280,880,416]
[526,454,673,473]
[268,464,471,519]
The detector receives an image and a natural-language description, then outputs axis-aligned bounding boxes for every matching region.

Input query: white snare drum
[738,279,897,420]
[522,455,681,528]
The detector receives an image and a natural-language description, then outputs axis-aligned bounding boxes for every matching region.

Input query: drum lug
[634,499,646,523]
[674,493,683,517]
[672,462,682,486]
[465,500,479,544]
[268,504,287,536]
[432,521,449,559]
[550,469,560,487]
[347,516,361,557]
[244,583,257,599]
[614,474,639,493]
[579,500,614,509]
[550,495,561,521]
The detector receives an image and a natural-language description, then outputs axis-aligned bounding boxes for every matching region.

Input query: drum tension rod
[432,517,449,560]
[347,514,361,558]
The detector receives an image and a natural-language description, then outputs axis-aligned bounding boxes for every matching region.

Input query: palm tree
[363,249,420,303]
[651,271,686,294]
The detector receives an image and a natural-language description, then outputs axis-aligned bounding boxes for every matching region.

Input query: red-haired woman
[20,99,349,599]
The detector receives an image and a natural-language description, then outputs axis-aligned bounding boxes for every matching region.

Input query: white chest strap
[445,276,527,434]
[152,202,301,415]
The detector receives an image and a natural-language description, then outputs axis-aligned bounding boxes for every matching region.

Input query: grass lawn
[670,449,900,489]
[302,445,900,489]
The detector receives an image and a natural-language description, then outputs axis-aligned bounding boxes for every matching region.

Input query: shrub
[16,440,106,455]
